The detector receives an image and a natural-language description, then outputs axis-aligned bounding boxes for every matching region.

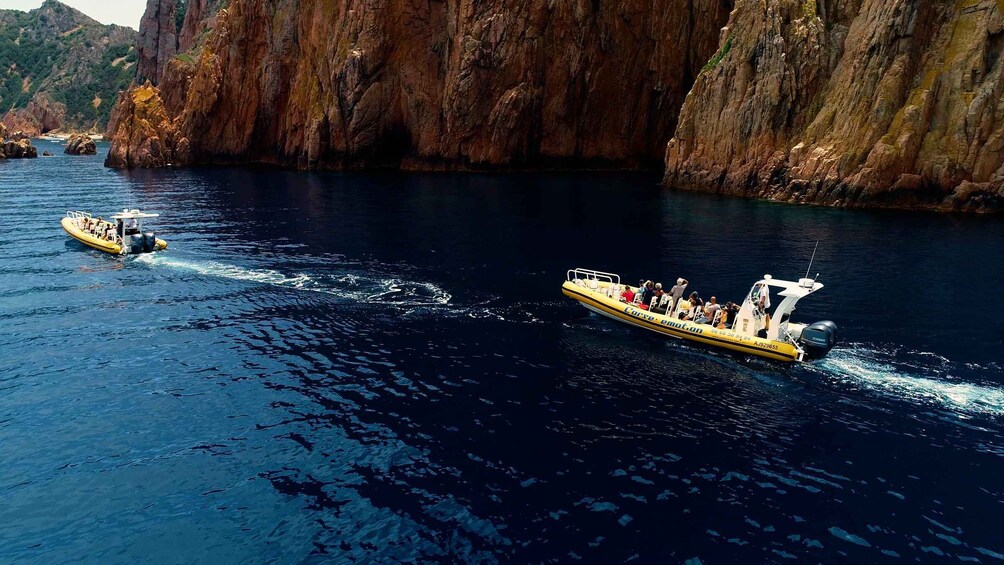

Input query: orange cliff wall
[105,0,733,171]
[664,0,1004,212]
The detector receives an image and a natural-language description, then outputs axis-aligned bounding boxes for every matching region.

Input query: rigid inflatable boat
[562,268,837,363]
[62,210,167,255]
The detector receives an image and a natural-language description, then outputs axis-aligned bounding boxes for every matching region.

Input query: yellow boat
[562,268,837,363]
[62,210,167,255]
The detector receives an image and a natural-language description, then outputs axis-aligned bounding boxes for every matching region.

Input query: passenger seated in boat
[676,297,691,319]
[704,297,721,325]
[652,293,672,315]
[620,285,635,303]
[684,292,703,320]
[638,281,655,310]
[715,308,728,329]
[725,301,740,329]
[693,309,709,324]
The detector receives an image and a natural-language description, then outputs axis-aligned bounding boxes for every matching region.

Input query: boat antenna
[805,240,819,281]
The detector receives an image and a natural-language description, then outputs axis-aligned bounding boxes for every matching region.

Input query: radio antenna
[805,240,819,281]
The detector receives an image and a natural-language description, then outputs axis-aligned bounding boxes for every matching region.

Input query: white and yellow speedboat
[62,210,167,255]
[562,268,837,363]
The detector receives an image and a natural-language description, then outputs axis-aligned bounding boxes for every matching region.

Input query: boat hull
[562,280,801,362]
[61,217,166,255]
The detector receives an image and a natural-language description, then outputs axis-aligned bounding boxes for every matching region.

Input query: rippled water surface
[2,144,1003,563]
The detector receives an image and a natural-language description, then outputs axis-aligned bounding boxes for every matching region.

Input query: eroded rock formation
[665,0,1004,211]
[0,128,39,159]
[65,134,97,155]
[1,138,39,159]
[105,83,186,168]
[110,0,732,170]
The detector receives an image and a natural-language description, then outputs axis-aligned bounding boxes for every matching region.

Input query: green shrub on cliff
[702,35,733,74]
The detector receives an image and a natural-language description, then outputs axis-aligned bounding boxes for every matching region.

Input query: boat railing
[66,210,92,220]
[566,268,620,286]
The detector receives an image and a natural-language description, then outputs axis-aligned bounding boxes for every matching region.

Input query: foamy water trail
[812,346,1004,417]
[134,254,452,306]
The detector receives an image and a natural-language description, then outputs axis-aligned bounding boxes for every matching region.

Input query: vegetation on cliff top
[0,0,136,132]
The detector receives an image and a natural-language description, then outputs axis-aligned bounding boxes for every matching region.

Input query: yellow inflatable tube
[562,280,800,362]
[61,217,167,255]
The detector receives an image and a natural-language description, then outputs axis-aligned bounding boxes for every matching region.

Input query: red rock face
[665,0,1004,212]
[136,0,178,85]
[110,0,732,170]
[105,83,186,168]
[1,92,67,137]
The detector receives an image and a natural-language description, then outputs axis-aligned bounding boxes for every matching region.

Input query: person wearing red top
[621,286,635,303]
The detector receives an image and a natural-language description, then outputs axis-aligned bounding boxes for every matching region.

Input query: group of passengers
[619,277,741,330]
[79,217,118,242]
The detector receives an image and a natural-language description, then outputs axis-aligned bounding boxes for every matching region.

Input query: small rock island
[0,125,38,160]
[64,134,97,155]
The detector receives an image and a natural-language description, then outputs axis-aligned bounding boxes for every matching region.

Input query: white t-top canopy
[111,209,159,220]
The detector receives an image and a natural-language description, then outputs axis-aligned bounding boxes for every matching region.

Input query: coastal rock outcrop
[2,138,39,159]
[110,0,732,170]
[105,82,186,168]
[64,134,97,155]
[664,0,1004,212]
[0,127,39,159]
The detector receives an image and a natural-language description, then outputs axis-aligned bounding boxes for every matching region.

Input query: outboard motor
[143,232,156,252]
[799,320,838,360]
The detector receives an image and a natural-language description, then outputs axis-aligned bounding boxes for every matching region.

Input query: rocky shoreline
[97,0,1004,213]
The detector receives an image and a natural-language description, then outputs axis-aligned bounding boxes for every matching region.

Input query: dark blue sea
[1,140,1003,563]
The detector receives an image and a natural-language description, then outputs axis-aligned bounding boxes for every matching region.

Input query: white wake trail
[813,347,1004,418]
[135,254,452,306]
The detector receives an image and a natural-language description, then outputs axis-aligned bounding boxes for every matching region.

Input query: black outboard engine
[799,320,838,360]
[142,232,156,252]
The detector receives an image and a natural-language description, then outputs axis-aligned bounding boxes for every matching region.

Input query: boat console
[111,209,162,254]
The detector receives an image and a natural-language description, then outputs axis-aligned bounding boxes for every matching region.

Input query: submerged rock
[64,134,98,155]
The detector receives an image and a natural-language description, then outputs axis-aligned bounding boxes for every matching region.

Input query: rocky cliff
[107,0,732,170]
[0,0,137,135]
[108,0,1004,211]
[665,0,1004,211]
